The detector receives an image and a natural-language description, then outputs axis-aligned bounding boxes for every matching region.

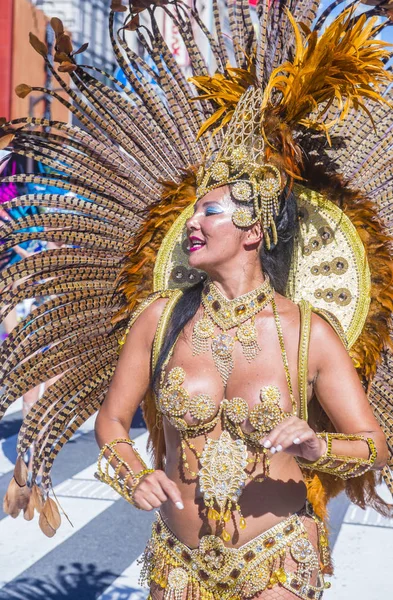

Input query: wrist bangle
[296,432,377,479]
[95,438,153,504]
[129,468,155,508]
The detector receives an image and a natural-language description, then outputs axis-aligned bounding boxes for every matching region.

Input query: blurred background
[0,1,392,599]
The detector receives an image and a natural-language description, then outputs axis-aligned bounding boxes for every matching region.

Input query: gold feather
[262,8,393,135]
[189,62,257,139]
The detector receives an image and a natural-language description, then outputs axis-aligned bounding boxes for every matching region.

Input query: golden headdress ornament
[196,87,282,248]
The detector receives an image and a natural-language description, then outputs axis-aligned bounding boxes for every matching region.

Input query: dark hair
[259,186,298,295]
[153,281,204,390]
[152,186,298,388]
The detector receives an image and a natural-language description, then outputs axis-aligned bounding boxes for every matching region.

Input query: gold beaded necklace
[192,276,274,384]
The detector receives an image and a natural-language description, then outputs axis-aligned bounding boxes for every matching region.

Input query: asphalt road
[0,404,392,600]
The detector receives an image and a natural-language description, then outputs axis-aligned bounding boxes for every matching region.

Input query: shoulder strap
[297,300,349,422]
[152,289,183,372]
[298,299,313,422]
[118,289,183,356]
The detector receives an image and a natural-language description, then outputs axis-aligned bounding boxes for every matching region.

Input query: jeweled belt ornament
[199,431,248,541]
[140,510,331,600]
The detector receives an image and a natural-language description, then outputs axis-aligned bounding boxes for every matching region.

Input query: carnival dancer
[1,1,393,598]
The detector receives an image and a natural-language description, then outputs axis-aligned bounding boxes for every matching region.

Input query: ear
[243,221,263,249]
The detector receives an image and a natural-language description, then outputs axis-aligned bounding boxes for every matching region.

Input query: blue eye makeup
[205,205,224,215]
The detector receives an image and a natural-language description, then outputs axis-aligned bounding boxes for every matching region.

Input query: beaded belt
[140,510,330,600]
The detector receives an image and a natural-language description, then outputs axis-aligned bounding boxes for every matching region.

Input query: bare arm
[262,313,388,469]
[308,313,388,467]
[95,297,183,510]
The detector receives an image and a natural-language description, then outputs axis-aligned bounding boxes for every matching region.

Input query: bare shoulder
[308,310,350,374]
[309,310,345,347]
[123,294,173,352]
[133,295,171,333]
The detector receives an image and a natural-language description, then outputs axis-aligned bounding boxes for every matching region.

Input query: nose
[186,211,201,233]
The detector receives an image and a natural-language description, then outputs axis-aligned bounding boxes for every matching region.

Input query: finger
[157,472,184,509]
[136,490,163,509]
[142,477,168,503]
[275,428,314,452]
[134,496,154,511]
[261,417,302,448]
[272,424,311,450]
[260,415,300,441]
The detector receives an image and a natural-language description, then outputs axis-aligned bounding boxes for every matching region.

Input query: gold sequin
[230,145,248,165]
[290,538,316,564]
[232,181,253,202]
[232,206,255,227]
[168,366,186,385]
[159,384,189,417]
[166,567,188,599]
[189,394,216,421]
[249,386,290,435]
[210,162,229,182]
[261,385,281,403]
[225,397,249,424]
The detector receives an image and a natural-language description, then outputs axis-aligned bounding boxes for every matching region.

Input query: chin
[188,254,214,277]
[188,249,205,269]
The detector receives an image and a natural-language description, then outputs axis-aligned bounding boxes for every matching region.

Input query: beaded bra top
[155,282,301,539]
[157,292,298,447]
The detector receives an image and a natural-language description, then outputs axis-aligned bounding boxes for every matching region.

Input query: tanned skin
[95,186,388,598]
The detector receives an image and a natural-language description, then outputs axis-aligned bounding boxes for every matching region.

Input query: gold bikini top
[157,297,298,446]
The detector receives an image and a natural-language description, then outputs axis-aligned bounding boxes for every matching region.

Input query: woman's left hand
[261,416,326,462]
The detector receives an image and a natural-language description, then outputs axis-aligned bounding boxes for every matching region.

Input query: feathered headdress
[1,0,393,535]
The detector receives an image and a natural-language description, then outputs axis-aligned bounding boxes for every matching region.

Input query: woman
[95,171,388,599]
[1,1,393,597]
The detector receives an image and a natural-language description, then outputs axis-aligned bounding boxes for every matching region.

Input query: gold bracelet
[297,432,377,479]
[129,468,155,508]
[95,438,154,504]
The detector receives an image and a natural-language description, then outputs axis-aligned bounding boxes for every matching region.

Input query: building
[0,0,69,122]
[36,0,120,74]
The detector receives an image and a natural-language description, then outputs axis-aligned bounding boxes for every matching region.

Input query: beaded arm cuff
[95,438,154,505]
[297,432,377,479]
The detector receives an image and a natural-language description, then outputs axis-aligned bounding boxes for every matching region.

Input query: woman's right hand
[132,470,184,511]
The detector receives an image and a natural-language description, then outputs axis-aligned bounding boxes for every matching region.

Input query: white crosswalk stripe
[0,429,151,592]
[1,417,393,599]
[97,556,148,600]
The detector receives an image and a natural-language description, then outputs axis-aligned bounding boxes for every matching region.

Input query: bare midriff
[156,300,310,549]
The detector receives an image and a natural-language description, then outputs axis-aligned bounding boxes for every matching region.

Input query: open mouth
[189,239,206,252]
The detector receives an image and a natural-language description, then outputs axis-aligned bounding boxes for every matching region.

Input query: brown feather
[41,497,61,531]
[14,456,28,487]
[3,477,31,517]
[39,511,56,537]
[24,494,36,521]
[31,484,44,513]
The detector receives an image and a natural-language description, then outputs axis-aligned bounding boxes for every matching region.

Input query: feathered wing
[267,2,393,510]
[188,1,393,513]
[1,0,393,533]
[0,3,219,530]
[296,9,393,507]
